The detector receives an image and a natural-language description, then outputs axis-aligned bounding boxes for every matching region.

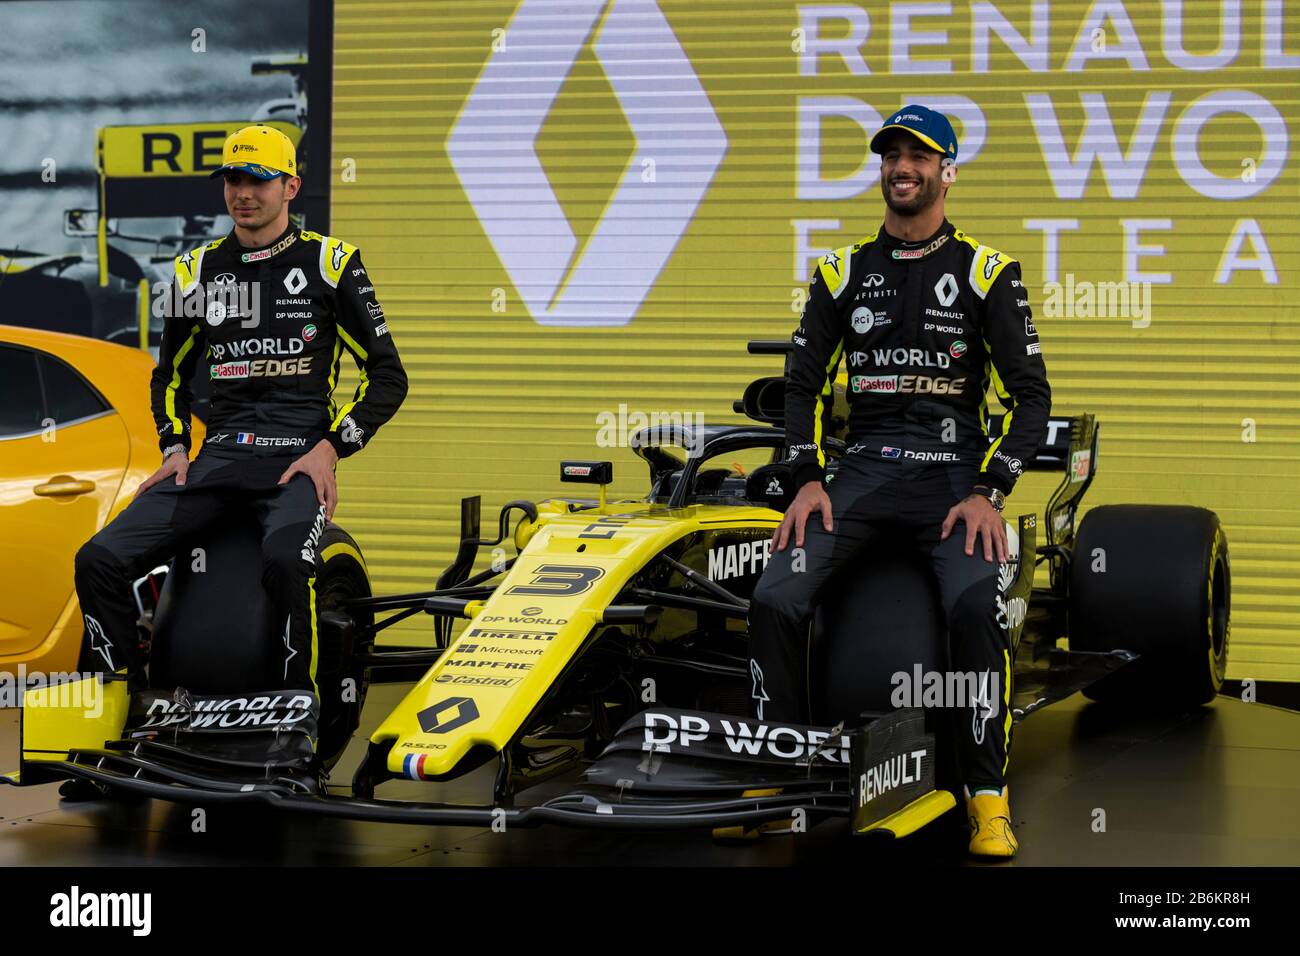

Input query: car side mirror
[560,461,613,485]
[64,209,116,237]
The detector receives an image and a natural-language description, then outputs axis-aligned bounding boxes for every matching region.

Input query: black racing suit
[74,224,407,692]
[748,217,1050,790]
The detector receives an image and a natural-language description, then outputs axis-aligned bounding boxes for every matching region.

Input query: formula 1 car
[3,342,1231,838]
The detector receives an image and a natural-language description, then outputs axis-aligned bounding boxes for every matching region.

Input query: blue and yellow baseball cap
[871,105,958,163]
[209,124,298,180]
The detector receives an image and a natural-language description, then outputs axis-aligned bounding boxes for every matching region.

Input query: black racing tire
[811,546,960,798]
[1069,505,1229,709]
[311,524,373,771]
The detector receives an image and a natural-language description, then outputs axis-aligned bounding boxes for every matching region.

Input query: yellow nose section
[373,502,782,783]
[374,507,693,781]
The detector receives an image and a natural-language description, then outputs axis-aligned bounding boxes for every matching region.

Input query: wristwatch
[161,443,187,460]
[970,484,1005,512]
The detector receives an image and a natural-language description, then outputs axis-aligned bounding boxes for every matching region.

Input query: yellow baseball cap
[209,124,298,180]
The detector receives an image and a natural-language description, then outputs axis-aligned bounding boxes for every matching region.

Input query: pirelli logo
[466,628,555,642]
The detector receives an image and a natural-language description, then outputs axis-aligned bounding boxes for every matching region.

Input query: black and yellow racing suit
[749,218,1050,790]
[75,224,407,692]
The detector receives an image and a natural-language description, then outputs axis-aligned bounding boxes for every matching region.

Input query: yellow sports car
[0,325,202,675]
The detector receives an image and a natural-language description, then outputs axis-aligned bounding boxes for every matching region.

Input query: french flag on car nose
[237,432,255,445]
[403,753,430,780]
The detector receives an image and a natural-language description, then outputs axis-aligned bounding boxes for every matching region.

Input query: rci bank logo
[448,0,727,327]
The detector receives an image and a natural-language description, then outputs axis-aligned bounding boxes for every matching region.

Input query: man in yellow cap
[206,123,303,239]
[74,124,408,711]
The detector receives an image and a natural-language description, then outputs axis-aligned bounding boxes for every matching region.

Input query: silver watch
[161,443,187,460]
[971,485,1005,512]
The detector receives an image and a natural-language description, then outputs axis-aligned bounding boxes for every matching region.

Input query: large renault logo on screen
[447,0,727,327]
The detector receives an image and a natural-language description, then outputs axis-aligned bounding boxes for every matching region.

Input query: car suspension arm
[630,587,749,620]
[655,554,750,611]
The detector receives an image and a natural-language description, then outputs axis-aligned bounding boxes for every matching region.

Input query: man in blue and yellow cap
[748,105,1052,857]
[208,123,302,238]
[871,104,959,223]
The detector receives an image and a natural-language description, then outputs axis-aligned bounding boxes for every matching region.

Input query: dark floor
[2,687,1298,866]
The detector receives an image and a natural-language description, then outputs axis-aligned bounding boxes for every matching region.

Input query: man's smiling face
[878,131,946,217]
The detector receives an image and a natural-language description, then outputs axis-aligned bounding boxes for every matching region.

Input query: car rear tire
[1069,505,1229,709]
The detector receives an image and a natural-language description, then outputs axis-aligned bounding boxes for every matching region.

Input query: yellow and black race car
[3,343,1230,838]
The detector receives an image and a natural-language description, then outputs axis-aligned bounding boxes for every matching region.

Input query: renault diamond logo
[935,273,959,307]
[418,696,479,734]
[447,0,727,327]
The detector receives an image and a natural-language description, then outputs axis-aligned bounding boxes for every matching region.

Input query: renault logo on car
[418,696,480,735]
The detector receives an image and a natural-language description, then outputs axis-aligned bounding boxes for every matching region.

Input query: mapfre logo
[447,0,727,327]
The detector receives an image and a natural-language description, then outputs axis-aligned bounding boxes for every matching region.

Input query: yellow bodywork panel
[21,676,129,763]
[857,789,958,838]
[375,501,778,780]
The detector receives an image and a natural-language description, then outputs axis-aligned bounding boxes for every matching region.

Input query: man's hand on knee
[279,439,339,519]
[774,481,833,552]
[941,495,1008,563]
[136,452,189,496]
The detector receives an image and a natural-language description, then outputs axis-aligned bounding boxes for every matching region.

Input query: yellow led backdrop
[331,0,1298,677]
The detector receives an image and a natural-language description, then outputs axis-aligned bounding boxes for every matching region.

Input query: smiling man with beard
[745,105,1051,857]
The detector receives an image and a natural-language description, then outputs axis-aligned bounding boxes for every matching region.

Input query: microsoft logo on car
[447,0,727,327]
